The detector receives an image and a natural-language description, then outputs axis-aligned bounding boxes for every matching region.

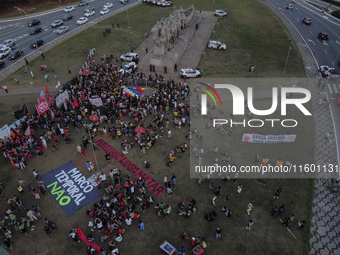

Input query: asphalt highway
[0,0,138,70]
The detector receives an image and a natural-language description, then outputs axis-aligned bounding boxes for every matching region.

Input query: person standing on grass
[237,185,242,196]
[254,154,259,163]
[32,169,39,179]
[216,227,222,238]
[139,220,144,230]
[167,184,173,198]
[212,196,217,207]
[45,226,52,238]
[273,188,282,199]
[247,203,254,215]
[3,85,8,93]
[245,220,253,230]
[164,175,168,187]
[69,229,80,243]
[172,174,176,189]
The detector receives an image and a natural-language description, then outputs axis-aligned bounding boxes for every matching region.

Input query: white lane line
[333,84,337,94]
[328,83,333,94]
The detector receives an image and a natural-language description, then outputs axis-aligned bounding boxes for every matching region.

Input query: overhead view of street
[0,0,340,254]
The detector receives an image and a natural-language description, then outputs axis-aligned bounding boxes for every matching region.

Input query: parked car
[119,62,137,74]
[100,8,109,15]
[0,47,11,58]
[84,6,95,12]
[0,39,15,48]
[30,39,44,48]
[27,19,40,27]
[302,18,312,25]
[78,1,88,6]
[84,10,95,17]
[29,27,43,35]
[104,3,114,8]
[179,68,201,78]
[62,13,74,21]
[0,60,5,68]
[64,6,75,12]
[285,4,293,9]
[8,50,23,60]
[77,17,88,25]
[208,40,226,50]
[318,32,329,40]
[120,52,139,62]
[56,26,69,35]
[214,10,227,17]
[51,20,63,28]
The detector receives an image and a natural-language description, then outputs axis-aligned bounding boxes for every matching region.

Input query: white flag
[55,81,61,88]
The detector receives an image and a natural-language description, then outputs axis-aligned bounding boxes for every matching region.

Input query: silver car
[56,26,69,35]
[0,39,15,48]
[51,20,63,28]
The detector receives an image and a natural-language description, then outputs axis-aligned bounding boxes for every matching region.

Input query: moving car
[0,39,15,48]
[77,17,88,25]
[214,10,227,17]
[64,6,75,12]
[56,26,69,35]
[119,62,137,74]
[318,32,329,40]
[84,10,95,17]
[62,13,74,21]
[104,3,114,8]
[302,18,312,25]
[51,20,63,28]
[100,8,109,15]
[120,52,139,62]
[78,1,88,6]
[29,27,43,35]
[0,47,11,59]
[84,6,95,12]
[27,19,40,27]
[0,60,5,68]
[208,40,226,50]
[179,68,201,78]
[30,39,44,48]
[8,50,23,60]
[319,65,336,78]
[285,4,293,9]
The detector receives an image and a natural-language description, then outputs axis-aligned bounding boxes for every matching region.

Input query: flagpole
[87,126,100,174]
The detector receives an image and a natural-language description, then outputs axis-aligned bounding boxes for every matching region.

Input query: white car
[0,39,15,48]
[208,40,226,50]
[64,6,75,12]
[120,52,139,62]
[76,17,88,25]
[0,47,11,59]
[179,68,201,78]
[285,4,293,9]
[100,8,109,15]
[319,65,335,73]
[214,10,227,17]
[119,62,137,74]
[84,10,95,17]
[103,3,114,8]
[56,26,69,35]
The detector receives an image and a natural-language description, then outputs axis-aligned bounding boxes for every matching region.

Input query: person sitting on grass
[143,161,150,168]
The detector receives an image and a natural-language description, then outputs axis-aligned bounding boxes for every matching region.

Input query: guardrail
[0,1,141,82]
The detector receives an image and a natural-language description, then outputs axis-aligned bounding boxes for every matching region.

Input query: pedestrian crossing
[327,82,340,95]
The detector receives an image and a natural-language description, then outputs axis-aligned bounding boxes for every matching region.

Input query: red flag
[74,99,79,107]
[45,85,49,94]
[82,91,85,99]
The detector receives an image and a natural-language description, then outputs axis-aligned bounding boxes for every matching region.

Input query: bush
[332,10,340,19]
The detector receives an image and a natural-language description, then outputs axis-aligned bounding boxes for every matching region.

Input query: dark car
[78,1,89,6]
[84,6,95,12]
[27,19,40,27]
[51,20,63,28]
[29,27,43,35]
[318,32,329,40]
[8,50,23,60]
[62,13,74,21]
[0,60,5,68]
[302,18,312,25]
[30,39,44,48]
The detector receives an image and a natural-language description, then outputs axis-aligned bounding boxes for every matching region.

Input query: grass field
[0,0,314,255]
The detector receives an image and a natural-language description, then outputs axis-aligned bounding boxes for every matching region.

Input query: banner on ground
[89,96,103,107]
[242,133,297,143]
[41,161,101,217]
[56,90,69,108]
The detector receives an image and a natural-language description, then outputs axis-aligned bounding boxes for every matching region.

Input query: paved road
[0,0,139,73]
[268,0,340,72]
